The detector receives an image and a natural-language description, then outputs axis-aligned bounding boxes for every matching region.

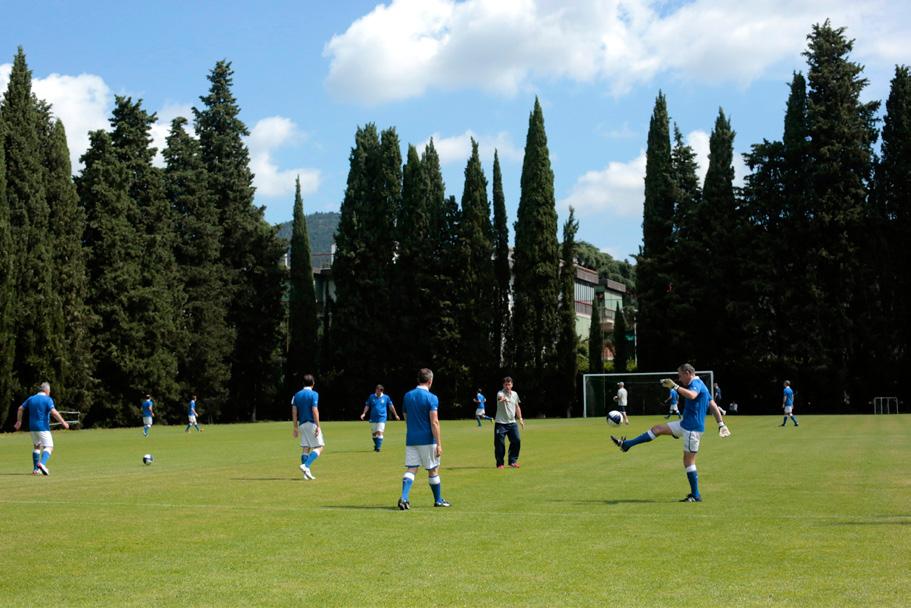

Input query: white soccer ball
[142,454,154,465]
[607,410,622,425]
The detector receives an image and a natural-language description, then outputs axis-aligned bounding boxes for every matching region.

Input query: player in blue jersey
[397,368,450,510]
[292,374,323,480]
[141,395,155,437]
[473,388,492,426]
[360,384,400,451]
[780,380,799,427]
[713,382,727,415]
[611,364,730,502]
[664,386,681,419]
[14,382,69,475]
[185,395,201,432]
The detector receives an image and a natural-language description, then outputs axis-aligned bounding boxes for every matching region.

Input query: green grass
[1,415,909,607]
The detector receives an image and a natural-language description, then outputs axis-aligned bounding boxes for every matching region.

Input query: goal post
[582,371,714,418]
[873,397,899,414]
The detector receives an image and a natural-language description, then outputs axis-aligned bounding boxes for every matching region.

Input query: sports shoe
[509,462,520,468]
[610,435,628,452]
[434,499,451,507]
[679,494,702,502]
[780,423,786,427]
[397,498,410,510]
[299,464,315,480]
[496,464,505,469]
[36,463,49,476]
[32,469,40,476]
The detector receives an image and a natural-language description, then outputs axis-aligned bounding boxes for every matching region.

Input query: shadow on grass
[547,498,659,505]
[230,477,301,482]
[322,505,400,511]
[826,519,911,526]
[0,472,37,476]
[445,466,497,470]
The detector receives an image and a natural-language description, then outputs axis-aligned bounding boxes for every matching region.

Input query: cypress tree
[491,151,511,369]
[589,294,604,375]
[0,119,13,427]
[164,117,232,419]
[636,91,675,371]
[613,302,629,373]
[556,207,579,414]
[285,176,319,393]
[194,61,285,420]
[1,48,56,406]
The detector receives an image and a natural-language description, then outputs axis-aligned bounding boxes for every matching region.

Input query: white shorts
[188,415,197,424]
[370,422,386,434]
[405,444,440,470]
[299,422,325,449]
[784,406,793,414]
[475,409,486,417]
[30,431,53,449]
[666,420,702,453]
[143,416,153,427]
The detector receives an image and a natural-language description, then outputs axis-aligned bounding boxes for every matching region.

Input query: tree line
[636,21,909,412]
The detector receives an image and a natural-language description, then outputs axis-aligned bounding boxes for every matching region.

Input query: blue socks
[429,474,442,503]
[143,426,150,437]
[40,450,51,466]
[623,430,655,451]
[401,472,415,501]
[476,417,483,427]
[32,450,39,469]
[790,415,799,426]
[304,451,320,468]
[686,465,700,498]
[377,437,383,450]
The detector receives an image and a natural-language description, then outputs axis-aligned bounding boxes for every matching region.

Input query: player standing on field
[292,374,323,480]
[494,376,525,469]
[713,382,726,415]
[781,380,799,427]
[360,384,399,452]
[185,395,201,432]
[613,381,630,424]
[611,364,730,502]
[398,368,450,510]
[14,382,69,475]
[473,388,492,426]
[141,394,154,437]
[664,386,681,419]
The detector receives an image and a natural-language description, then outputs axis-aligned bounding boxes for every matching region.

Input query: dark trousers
[494,422,521,465]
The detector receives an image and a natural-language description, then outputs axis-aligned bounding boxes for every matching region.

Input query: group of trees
[0,50,286,427]
[636,22,909,411]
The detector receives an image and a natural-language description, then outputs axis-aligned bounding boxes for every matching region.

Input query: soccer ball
[607,410,622,425]
[142,454,154,465]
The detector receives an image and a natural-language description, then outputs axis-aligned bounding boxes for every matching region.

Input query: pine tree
[285,176,319,393]
[164,116,232,419]
[613,302,628,373]
[636,91,675,370]
[556,207,579,415]
[194,61,285,420]
[0,118,13,427]
[588,294,604,375]
[491,151,511,369]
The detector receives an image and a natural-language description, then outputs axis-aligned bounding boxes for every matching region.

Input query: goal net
[873,397,899,414]
[582,371,714,418]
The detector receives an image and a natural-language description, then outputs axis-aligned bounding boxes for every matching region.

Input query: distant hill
[275,212,340,268]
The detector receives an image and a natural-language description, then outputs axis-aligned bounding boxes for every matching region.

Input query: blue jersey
[188,400,197,416]
[475,393,486,410]
[783,386,794,406]
[141,399,154,417]
[714,385,722,401]
[668,389,679,405]
[21,393,56,432]
[292,388,319,423]
[403,386,439,446]
[681,377,711,432]
[366,393,392,423]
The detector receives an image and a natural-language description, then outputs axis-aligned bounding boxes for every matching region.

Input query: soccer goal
[873,397,899,414]
[51,410,82,428]
[582,370,714,418]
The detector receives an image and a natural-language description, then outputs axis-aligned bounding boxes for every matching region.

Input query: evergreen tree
[636,92,675,370]
[285,176,319,393]
[0,48,56,407]
[164,117,232,419]
[556,207,579,415]
[0,119,13,427]
[194,61,285,420]
[613,302,628,373]
[588,294,604,375]
[491,151,511,368]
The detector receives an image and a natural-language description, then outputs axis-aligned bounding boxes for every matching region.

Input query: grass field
[1,415,909,607]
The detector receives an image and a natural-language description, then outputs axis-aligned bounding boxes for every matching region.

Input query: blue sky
[2,0,909,260]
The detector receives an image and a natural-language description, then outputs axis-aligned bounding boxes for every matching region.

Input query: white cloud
[561,150,646,217]
[246,116,321,198]
[421,129,523,166]
[685,129,747,187]
[324,0,911,103]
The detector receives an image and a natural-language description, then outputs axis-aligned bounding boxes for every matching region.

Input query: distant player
[713,382,727,415]
[14,382,69,475]
[185,395,201,432]
[292,374,323,480]
[360,384,399,452]
[611,364,730,502]
[141,394,154,437]
[473,388,492,426]
[494,377,525,468]
[781,380,799,427]
[664,387,681,419]
[398,368,450,510]
[613,382,629,424]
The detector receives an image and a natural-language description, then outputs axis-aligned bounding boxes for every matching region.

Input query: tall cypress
[285,176,319,393]
[636,92,675,370]
[588,294,603,375]
[0,118,13,427]
[556,207,579,414]
[491,151,511,369]
[612,302,629,373]
[194,61,285,420]
[164,117,232,419]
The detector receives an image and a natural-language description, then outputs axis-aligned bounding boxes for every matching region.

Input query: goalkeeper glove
[718,424,731,438]
[660,378,678,390]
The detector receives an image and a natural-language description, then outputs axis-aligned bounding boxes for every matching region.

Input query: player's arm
[360,402,370,420]
[51,408,70,430]
[515,401,525,430]
[709,400,730,437]
[388,402,400,421]
[662,379,698,401]
[291,405,299,437]
[13,404,25,431]
[430,410,442,456]
[311,406,321,436]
